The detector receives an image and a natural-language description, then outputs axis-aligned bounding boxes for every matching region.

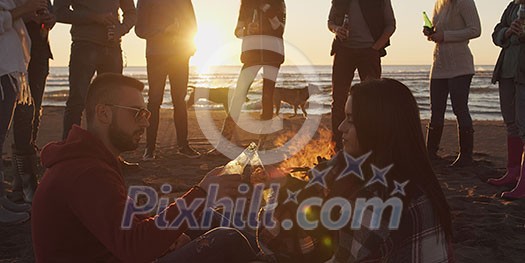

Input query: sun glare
[191,23,239,74]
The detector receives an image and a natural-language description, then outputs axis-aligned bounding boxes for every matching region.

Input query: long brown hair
[349,78,453,237]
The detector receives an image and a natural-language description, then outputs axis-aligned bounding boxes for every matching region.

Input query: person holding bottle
[215,0,286,150]
[9,0,55,204]
[0,0,48,224]
[424,0,481,167]
[327,0,396,152]
[488,0,525,199]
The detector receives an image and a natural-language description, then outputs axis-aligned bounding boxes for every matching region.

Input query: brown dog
[187,86,249,112]
[273,86,309,117]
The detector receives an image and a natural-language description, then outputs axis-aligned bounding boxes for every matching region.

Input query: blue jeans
[157,227,258,263]
[146,54,190,150]
[63,41,123,139]
[12,47,50,154]
[429,74,474,130]
[0,75,18,170]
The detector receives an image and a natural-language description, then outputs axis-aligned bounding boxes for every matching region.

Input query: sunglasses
[105,104,151,121]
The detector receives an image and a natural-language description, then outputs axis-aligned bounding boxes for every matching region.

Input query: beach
[1,106,524,262]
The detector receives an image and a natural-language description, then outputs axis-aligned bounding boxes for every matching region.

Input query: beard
[108,121,143,152]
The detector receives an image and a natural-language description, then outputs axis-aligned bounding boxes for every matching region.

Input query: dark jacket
[329,0,392,57]
[135,0,197,57]
[236,0,286,65]
[492,2,521,84]
[32,126,206,262]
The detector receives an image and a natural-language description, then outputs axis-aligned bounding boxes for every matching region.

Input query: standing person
[0,0,48,223]
[10,0,54,204]
[424,0,481,167]
[217,0,286,148]
[488,0,525,200]
[55,0,137,140]
[327,0,396,152]
[135,0,200,159]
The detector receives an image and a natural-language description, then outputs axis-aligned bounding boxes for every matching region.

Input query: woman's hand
[429,31,445,43]
[505,19,523,39]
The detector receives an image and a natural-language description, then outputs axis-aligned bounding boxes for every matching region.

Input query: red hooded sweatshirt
[32,126,206,262]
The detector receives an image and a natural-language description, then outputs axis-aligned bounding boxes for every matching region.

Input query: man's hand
[506,19,524,39]
[198,167,243,199]
[92,13,117,26]
[334,25,349,40]
[34,12,56,30]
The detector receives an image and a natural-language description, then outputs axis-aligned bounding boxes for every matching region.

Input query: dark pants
[146,55,190,151]
[331,47,381,150]
[12,49,50,154]
[157,227,258,263]
[63,41,123,139]
[429,75,474,130]
[0,75,18,170]
[499,78,520,137]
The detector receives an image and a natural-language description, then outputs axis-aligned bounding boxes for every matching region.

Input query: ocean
[44,65,501,121]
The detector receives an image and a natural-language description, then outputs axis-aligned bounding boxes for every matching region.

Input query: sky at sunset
[48,0,511,67]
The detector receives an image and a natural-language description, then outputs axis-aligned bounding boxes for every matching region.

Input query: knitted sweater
[430,0,481,79]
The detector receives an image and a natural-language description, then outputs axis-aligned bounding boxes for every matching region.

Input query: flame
[275,128,335,179]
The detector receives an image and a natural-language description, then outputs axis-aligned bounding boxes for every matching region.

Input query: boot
[450,128,474,168]
[426,125,443,160]
[12,152,38,203]
[488,136,523,186]
[502,148,525,200]
[0,171,31,213]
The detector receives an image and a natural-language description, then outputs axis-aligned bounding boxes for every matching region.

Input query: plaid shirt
[330,189,454,263]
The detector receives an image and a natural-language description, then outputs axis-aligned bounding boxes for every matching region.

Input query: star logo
[306,167,330,189]
[337,151,371,181]
[365,164,393,188]
[284,189,301,204]
[390,180,410,196]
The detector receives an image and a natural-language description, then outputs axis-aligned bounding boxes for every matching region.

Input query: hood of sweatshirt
[41,125,120,171]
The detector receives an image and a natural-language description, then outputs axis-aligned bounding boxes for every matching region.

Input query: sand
[1,106,524,262]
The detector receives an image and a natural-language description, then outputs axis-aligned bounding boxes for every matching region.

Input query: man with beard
[31,74,253,262]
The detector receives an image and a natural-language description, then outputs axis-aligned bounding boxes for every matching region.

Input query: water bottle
[423,11,435,36]
[223,142,259,177]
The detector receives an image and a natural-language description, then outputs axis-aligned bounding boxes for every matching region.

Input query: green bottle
[423,11,435,36]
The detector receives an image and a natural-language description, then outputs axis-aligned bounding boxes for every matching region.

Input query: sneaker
[142,149,156,161]
[178,145,201,159]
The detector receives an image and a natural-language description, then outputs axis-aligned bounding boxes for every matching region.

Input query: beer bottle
[423,11,435,36]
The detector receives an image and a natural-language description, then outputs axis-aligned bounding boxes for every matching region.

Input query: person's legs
[63,42,98,139]
[427,78,449,158]
[157,228,258,263]
[229,64,262,121]
[331,48,358,151]
[0,75,18,171]
[261,64,280,120]
[503,81,525,199]
[449,75,474,167]
[145,55,168,158]
[97,45,124,74]
[355,47,382,81]
[489,78,523,185]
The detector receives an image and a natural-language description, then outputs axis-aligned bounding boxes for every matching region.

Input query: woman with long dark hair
[424,0,481,167]
[325,79,454,262]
